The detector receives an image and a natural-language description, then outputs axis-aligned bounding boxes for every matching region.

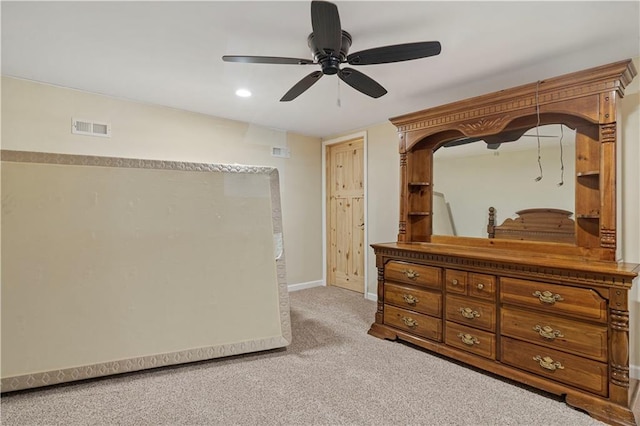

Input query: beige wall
[360,123,400,298]
[1,76,323,286]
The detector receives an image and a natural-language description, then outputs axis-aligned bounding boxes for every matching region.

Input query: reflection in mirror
[432,124,576,239]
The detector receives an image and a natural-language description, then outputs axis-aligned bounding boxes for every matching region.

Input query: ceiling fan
[222,0,441,101]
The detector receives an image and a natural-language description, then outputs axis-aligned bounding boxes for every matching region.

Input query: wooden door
[327,138,364,293]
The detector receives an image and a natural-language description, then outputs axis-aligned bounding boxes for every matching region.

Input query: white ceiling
[2,1,639,138]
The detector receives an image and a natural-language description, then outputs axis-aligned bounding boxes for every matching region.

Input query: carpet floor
[1,285,632,425]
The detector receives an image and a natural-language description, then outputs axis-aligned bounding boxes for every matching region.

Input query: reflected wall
[433,125,575,238]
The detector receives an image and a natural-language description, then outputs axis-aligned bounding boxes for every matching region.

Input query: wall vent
[271,147,290,158]
[72,118,111,138]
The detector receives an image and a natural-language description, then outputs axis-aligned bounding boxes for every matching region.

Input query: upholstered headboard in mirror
[487,207,576,244]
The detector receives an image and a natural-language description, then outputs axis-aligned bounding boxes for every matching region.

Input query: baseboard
[288,280,324,292]
[288,282,377,301]
[631,364,639,380]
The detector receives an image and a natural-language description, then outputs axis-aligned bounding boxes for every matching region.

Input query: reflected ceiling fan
[222,0,441,101]
[444,126,561,150]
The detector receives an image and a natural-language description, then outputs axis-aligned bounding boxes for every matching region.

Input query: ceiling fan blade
[347,41,441,65]
[280,71,324,102]
[311,0,342,55]
[222,55,315,65]
[338,68,387,98]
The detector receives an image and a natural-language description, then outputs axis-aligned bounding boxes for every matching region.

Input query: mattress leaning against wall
[0,150,291,391]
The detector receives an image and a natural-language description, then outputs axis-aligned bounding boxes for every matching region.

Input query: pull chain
[557,124,565,186]
[534,80,543,182]
[336,79,341,107]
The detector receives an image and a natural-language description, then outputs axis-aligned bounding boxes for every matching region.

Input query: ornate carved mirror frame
[390,59,637,262]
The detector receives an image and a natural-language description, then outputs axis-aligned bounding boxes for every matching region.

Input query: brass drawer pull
[476,283,484,290]
[401,316,418,327]
[533,355,565,371]
[451,279,459,286]
[402,269,420,280]
[459,307,480,319]
[533,325,564,340]
[457,333,480,346]
[402,294,419,305]
[533,290,564,305]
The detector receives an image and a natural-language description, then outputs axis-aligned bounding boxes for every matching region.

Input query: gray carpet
[0,286,627,425]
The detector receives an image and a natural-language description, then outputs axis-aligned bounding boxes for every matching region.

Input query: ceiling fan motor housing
[307,30,352,75]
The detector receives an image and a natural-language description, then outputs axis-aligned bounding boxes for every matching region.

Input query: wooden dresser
[368,60,639,426]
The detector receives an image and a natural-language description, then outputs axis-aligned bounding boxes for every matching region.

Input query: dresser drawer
[384,305,442,341]
[468,273,496,301]
[500,277,607,322]
[445,269,467,294]
[385,261,441,290]
[445,321,496,360]
[501,337,608,396]
[501,307,607,361]
[445,270,495,301]
[384,283,441,317]
[445,295,496,332]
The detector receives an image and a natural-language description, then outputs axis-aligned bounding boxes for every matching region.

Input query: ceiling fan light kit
[222,0,441,102]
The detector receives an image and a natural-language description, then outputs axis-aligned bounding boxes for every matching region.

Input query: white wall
[1,76,323,286]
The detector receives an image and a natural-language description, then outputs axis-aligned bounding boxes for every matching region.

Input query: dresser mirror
[391,59,638,261]
[432,123,576,239]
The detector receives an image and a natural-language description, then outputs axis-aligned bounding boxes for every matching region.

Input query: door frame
[322,131,370,299]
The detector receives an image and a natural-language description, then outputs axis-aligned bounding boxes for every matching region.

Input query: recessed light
[235,88,252,98]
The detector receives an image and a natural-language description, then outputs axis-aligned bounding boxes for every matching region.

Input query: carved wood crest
[457,115,510,137]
